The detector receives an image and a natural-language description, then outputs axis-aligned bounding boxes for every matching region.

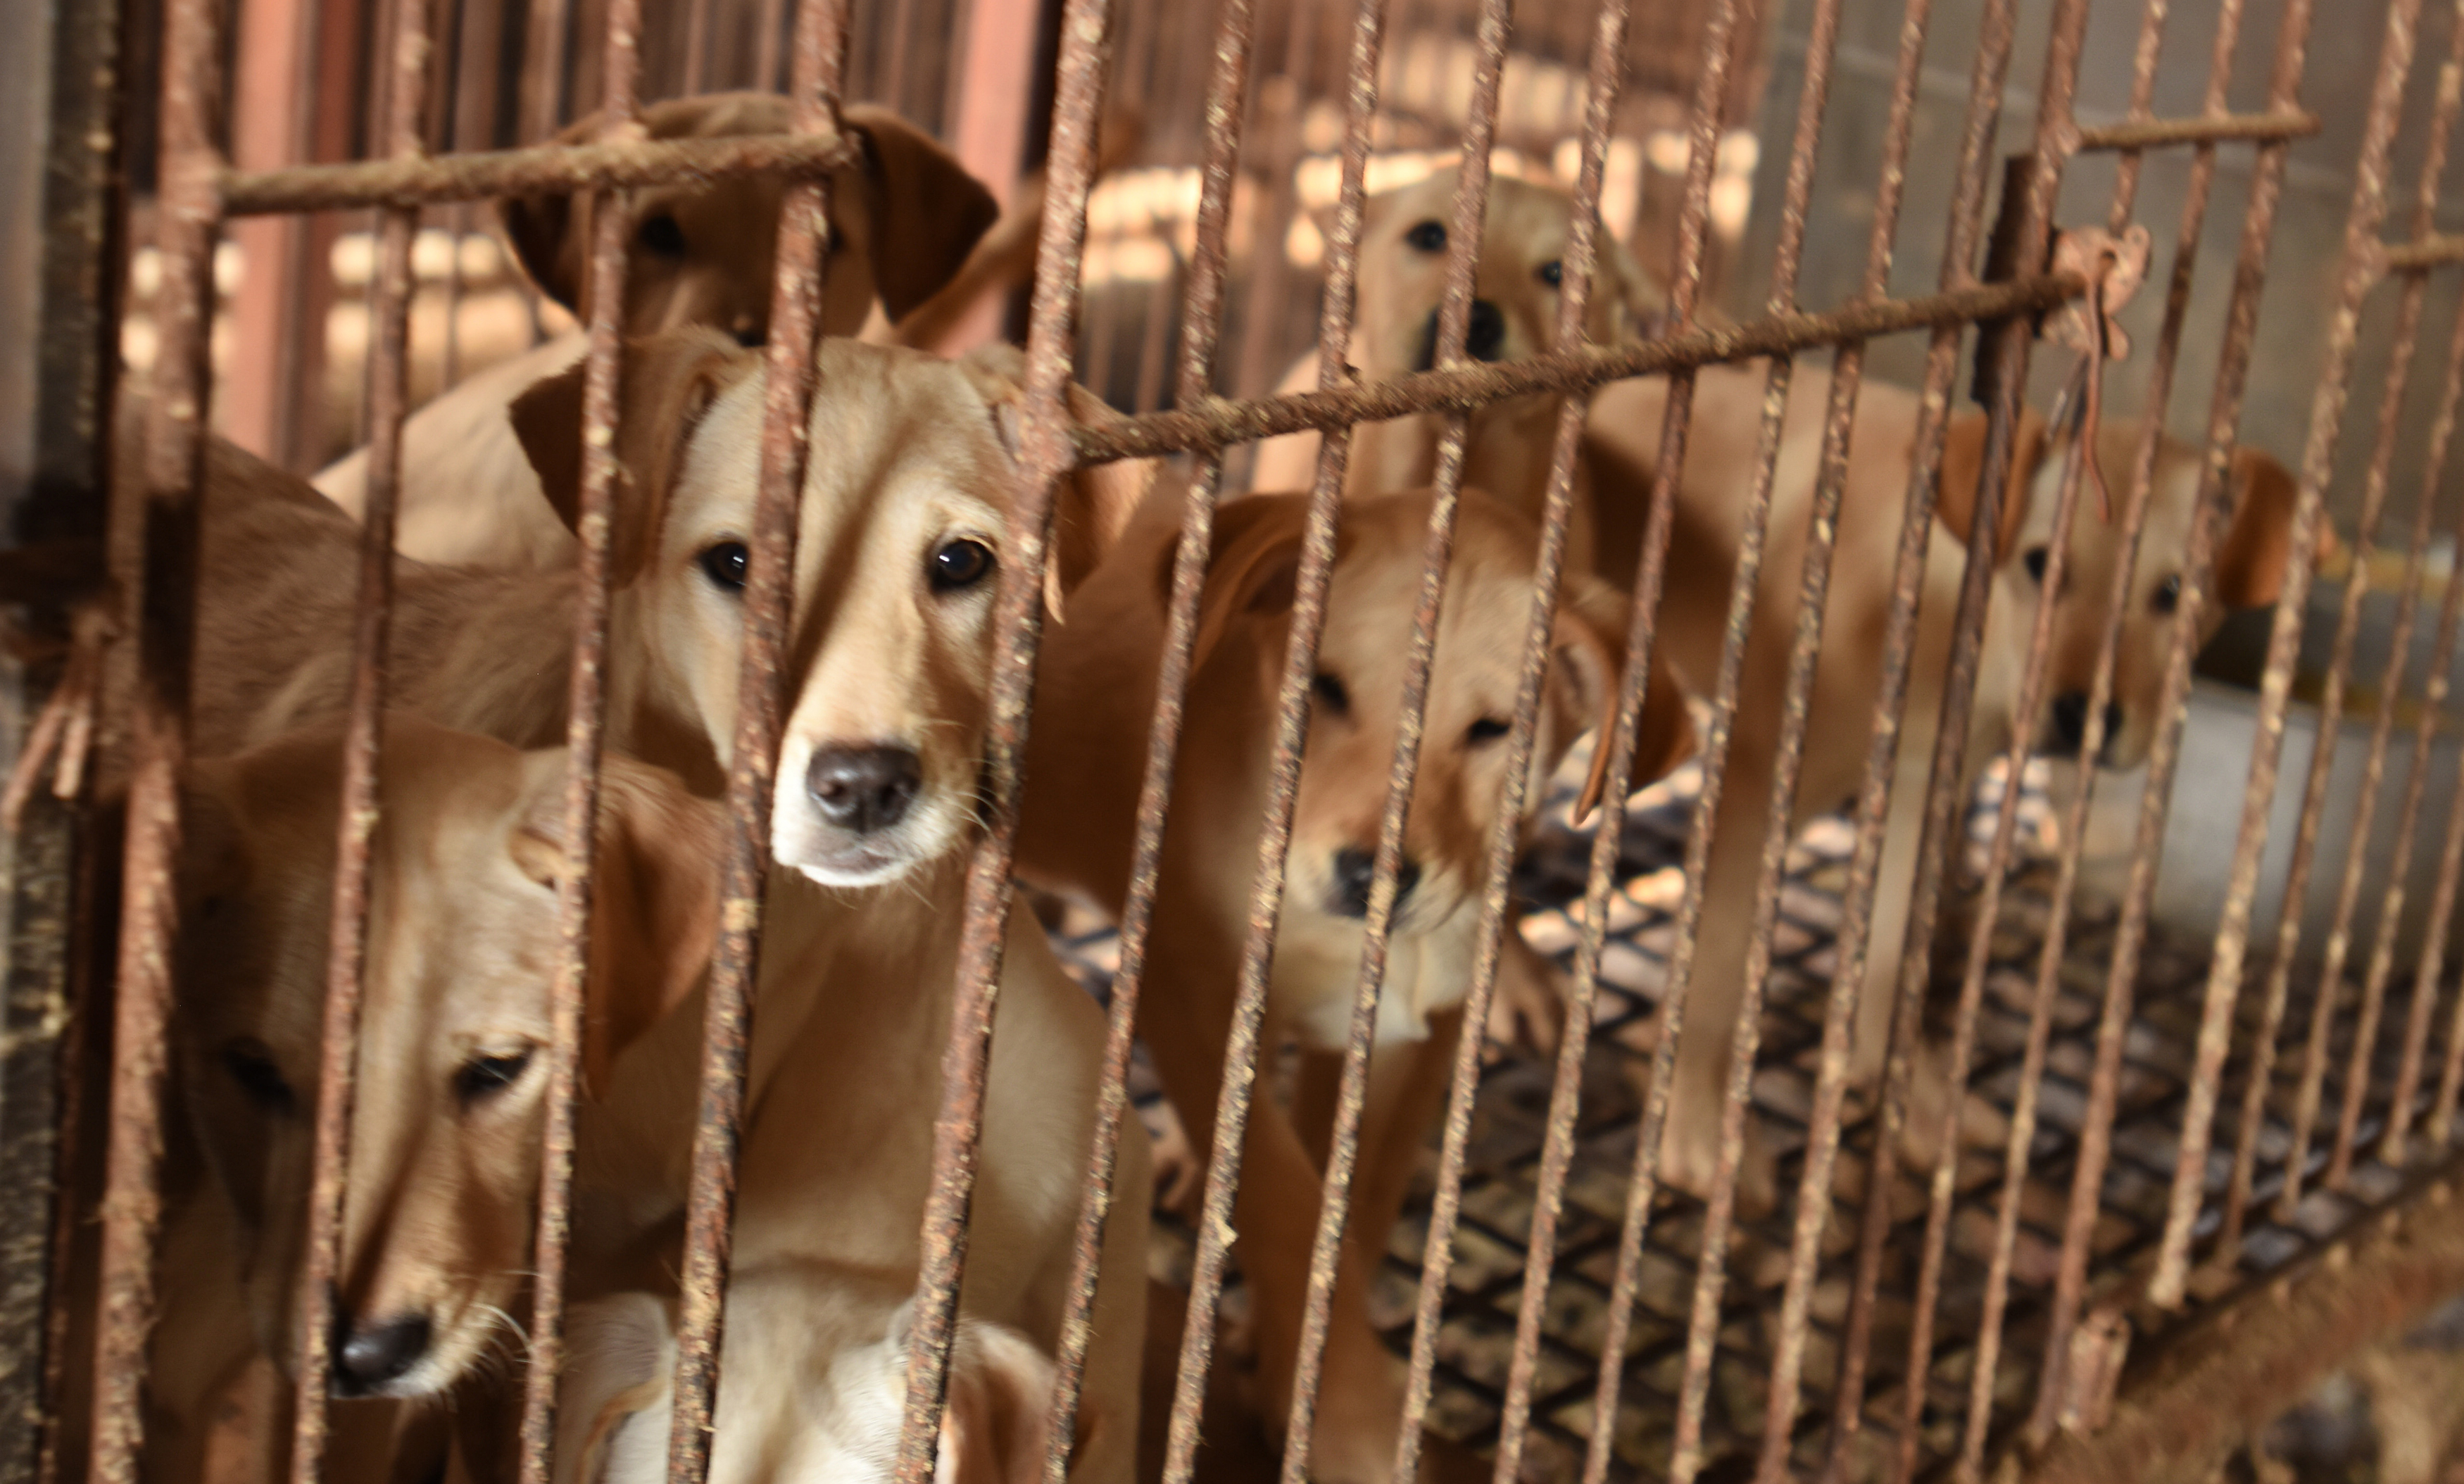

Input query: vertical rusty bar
[2134,0,2396,1315]
[2427,735,2464,1141]
[2358,280,2464,1173]
[511,0,644,1480]
[887,0,1107,1476]
[84,0,220,1473]
[522,0,572,137]
[2324,27,2464,1188]
[286,0,432,1469]
[1813,0,2049,1466]
[664,2,848,1479]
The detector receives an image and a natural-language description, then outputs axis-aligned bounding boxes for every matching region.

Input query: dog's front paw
[1487,931,1570,1055]
[1148,1109,1209,1220]
[1894,1036,2013,1173]
[1648,1080,1779,1219]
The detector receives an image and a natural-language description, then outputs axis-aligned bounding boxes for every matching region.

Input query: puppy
[1585,363,2320,1207]
[555,1262,1057,1484]
[1247,168,1666,565]
[144,714,722,1479]
[1017,486,1692,1482]
[314,93,999,571]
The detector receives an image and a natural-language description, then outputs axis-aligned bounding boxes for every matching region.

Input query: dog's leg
[1345,1009,1460,1288]
[1063,1093,1154,1484]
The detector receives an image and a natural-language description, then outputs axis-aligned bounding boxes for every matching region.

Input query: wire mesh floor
[1041,754,2460,1483]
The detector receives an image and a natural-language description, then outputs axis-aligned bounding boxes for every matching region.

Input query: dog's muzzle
[1329,846,1421,919]
[807,744,922,835]
[331,1309,430,1397]
[1413,299,1507,372]
[2044,692,2124,763]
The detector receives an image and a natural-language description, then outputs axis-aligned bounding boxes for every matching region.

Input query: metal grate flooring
[1041,756,2460,1482]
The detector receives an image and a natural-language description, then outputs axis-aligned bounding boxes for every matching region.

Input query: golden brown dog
[1584,363,2320,1207]
[1016,486,1691,1481]
[555,1262,1059,1484]
[1247,168,1668,562]
[142,715,722,1480]
[313,93,998,571]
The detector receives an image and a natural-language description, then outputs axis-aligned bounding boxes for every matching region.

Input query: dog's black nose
[808,746,922,834]
[730,322,765,348]
[2047,693,2124,757]
[333,1314,429,1395]
[1465,299,1506,361]
[1331,848,1421,919]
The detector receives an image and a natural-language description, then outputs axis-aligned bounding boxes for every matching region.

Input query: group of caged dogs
[49,90,2319,1484]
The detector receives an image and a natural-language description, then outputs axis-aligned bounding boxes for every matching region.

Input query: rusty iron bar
[2016,1162,2464,1484]
[218,131,860,214]
[513,0,648,1476]
[1457,0,1643,1479]
[2139,0,2403,1316]
[1752,0,1946,1475]
[521,0,571,139]
[2429,722,2464,1141]
[2068,108,2320,151]
[1961,0,2270,1450]
[665,2,850,1478]
[2350,293,2464,1176]
[2325,10,2464,1193]
[1069,272,2086,466]
[286,0,434,1471]
[2099,0,2181,236]
[84,0,222,1472]
[889,0,1121,1477]
[1809,0,2051,1467]
[2383,232,2464,271]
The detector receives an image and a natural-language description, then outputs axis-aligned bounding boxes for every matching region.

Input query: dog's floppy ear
[1186,493,1319,677]
[509,751,724,1097]
[960,347,1152,615]
[1937,403,2050,562]
[1555,572,1693,821]
[497,113,602,311]
[555,1294,677,1484]
[841,105,1001,322]
[932,1319,1060,1484]
[1601,234,1672,341]
[510,327,754,584]
[2215,446,2327,610]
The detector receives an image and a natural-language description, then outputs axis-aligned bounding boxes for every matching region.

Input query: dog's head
[173,715,723,1401]
[1181,489,1692,936]
[1942,409,2324,768]
[501,94,1000,345]
[1350,170,1667,380]
[511,332,1148,889]
[555,1264,1067,1484]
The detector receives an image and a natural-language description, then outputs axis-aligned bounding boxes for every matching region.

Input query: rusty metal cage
[11,0,2464,1477]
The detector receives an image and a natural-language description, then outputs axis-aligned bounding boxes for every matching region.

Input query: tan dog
[124,332,1150,1480]
[142,715,722,1478]
[555,1262,1057,1484]
[1247,169,1667,564]
[1585,363,2320,1207]
[314,94,998,571]
[1017,486,1691,1482]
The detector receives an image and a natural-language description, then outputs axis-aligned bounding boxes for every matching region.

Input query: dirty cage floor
[1038,756,2453,1482]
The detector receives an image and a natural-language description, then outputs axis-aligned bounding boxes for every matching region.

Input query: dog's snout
[807,745,923,834]
[1465,299,1506,361]
[730,320,765,348]
[1331,848,1421,919]
[2047,693,2124,757]
[333,1313,429,1395]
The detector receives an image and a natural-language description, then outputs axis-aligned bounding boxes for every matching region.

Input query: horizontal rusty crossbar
[2383,232,2464,272]
[220,130,859,214]
[1068,270,2084,464]
[2069,109,2321,151]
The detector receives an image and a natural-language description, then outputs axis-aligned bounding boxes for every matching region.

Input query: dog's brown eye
[1537,260,1563,288]
[637,212,687,258]
[2153,572,2182,614]
[1404,220,1447,253]
[2023,546,2049,584]
[1466,716,1511,746]
[698,541,749,592]
[223,1042,295,1115]
[1310,672,1350,715]
[455,1050,532,1105]
[929,539,994,592]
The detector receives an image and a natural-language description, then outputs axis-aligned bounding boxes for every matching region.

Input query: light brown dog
[1247,168,1668,565]
[1584,363,2320,1207]
[313,93,998,571]
[121,331,1151,1480]
[1017,485,1692,1482]
[142,714,722,1480]
[555,1262,1059,1484]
